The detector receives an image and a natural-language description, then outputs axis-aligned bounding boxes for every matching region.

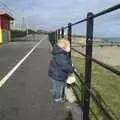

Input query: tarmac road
[0,34,69,120]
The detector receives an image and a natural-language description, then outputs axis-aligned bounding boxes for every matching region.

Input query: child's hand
[72,64,74,67]
[71,64,77,72]
[74,67,78,73]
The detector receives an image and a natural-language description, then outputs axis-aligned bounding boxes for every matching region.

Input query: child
[48,38,74,102]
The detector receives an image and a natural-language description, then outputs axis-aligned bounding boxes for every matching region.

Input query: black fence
[49,4,120,120]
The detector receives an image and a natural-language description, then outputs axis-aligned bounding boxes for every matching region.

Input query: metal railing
[49,4,120,120]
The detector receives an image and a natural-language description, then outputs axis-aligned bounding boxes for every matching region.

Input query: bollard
[71,103,83,120]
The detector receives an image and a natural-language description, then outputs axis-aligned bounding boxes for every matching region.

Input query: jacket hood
[52,45,66,55]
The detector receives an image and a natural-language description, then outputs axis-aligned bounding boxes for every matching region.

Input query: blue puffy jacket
[48,45,74,81]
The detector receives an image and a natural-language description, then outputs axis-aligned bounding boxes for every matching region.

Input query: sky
[1,0,120,37]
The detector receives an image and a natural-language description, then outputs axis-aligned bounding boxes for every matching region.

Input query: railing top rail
[93,4,120,18]
[64,18,87,29]
[63,4,120,29]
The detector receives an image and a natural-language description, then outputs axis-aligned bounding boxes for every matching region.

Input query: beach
[72,36,120,67]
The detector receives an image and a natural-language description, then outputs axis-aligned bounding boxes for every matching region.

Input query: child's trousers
[49,77,65,100]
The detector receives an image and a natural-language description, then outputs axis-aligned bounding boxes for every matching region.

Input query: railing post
[83,12,94,120]
[50,32,54,46]
[53,32,56,45]
[52,32,55,46]
[55,30,58,43]
[48,33,51,45]
[58,29,60,39]
[68,23,72,59]
[61,27,64,38]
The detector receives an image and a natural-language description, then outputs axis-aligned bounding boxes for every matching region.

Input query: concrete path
[0,35,69,120]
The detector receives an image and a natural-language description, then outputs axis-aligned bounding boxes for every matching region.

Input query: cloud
[1,0,120,37]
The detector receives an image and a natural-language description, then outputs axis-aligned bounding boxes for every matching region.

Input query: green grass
[72,56,120,120]
[115,66,120,71]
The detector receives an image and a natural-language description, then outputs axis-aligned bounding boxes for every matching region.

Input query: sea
[104,37,120,43]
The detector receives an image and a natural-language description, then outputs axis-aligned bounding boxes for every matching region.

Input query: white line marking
[0,40,43,88]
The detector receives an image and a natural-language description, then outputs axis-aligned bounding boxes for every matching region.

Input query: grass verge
[72,56,120,120]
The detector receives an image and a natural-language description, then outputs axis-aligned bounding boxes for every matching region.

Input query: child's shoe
[54,98,63,102]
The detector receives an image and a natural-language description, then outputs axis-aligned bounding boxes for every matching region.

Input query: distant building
[0,11,14,44]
